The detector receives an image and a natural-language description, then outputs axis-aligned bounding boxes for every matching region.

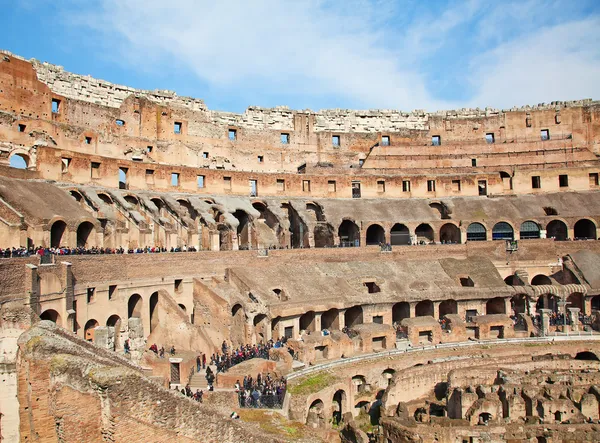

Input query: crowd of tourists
[209,338,288,373]
[235,373,287,408]
[0,245,198,258]
[178,384,203,402]
[148,343,177,358]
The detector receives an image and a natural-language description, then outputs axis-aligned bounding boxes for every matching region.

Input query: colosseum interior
[2,49,600,443]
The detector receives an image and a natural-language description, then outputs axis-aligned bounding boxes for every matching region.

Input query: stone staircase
[188,364,217,390]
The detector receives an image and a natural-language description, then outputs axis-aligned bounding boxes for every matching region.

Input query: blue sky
[2,0,600,113]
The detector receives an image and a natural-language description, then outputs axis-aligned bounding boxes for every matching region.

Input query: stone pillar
[539,309,551,336]
[460,230,467,244]
[290,317,300,339]
[528,298,537,317]
[568,308,580,332]
[409,303,416,318]
[339,310,346,330]
[567,228,575,241]
[24,264,40,316]
[504,298,511,316]
[209,231,220,251]
[231,232,239,251]
[433,302,440,321]
[384,229,391,245]
[314,313,322,332]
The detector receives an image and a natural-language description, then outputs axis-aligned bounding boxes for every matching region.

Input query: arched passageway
[492,222,514,240]
[300,311,316,333]
[466,223,486,241]
[439,223,460,244]
[574,219,597,240]
[547,220,568,241]
[365,224,385,245]
[40,309,61,326]
[486,297,506,314]
[511,294,529,315]
[567,292,584,312]
[50,220,67,248]
[345,305,363,327]
[531,275,552,286]
[149,292,159,333]
[536,294,558,312]
[106,315,121,327]
[415,224,433,243]
[338,220,360,247]
[84,319,99,342]
[231,303,246,345]
[520,221,540,239]
[76,222,95,247]
[390,224,410,245]
[321,308,339,330]
[128,294,143,319]
[332,390,346,425]
[233,210,251,249]
[439,299,457,319]
[592,295,600,312]
[415,300,433,317]
[392,302,410,323]
[314,224,334,248]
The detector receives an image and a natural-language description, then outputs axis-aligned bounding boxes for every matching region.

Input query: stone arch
[574,218,597,240]
[365,224,385,245]
[124,195,139,206]
[415,223,434,243]
[547,220,568,241]
[178,303,187,313]
[575,351,600,361]
[306,202,326,222]
[9,152,29,169]
[50,220,67,248]
[338,220,360,247]
[282,202,309,248]
[567,292,584,311]
[381,368,396,387]
[390,223,410,245]
[253,314,269,342]
[492,221,514,240]
[332,389,347,425]
[439,300,458,319]
[306,399,326,427]
[106,314,121,327]
[520,221,541,239]
[439,223,460,244]
[40,309,62,326]
[531,274,552,286]
[345,305,363,327]
[69,190,84,202]
[592,295,600,312]
[149,291,159,333]
[128,294,143,319]
[300,311,316,333]
[415,300,434,317]
[466,222,487,241]
[486,297,506,314]
[233,210,251,249]
[76,221,95,247]
[98,193,113,205]
[321,308,339,330]
[314,223,335,248]
[392,302,410,323]
[84,319,99,342]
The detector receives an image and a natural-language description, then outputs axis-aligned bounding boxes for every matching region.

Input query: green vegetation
[239,409,305,438]
[288,372,338,395]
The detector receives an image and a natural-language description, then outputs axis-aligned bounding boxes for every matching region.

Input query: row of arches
[49,220,96,248]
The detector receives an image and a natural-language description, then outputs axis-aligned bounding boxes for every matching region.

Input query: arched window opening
[466,223,486,241]
[574,219,597,240]
[84,319,99,342]
[415,224,433,243]
[76,222,94,247]
[440,223,460,244]
[40,309,61,326]
[390,224,410,245]
[366,224,385,245]
[338,220,360,247]
[531,275,552,286]
[439,300,457,319]
[345,305,363,327]
[106,315,121,327]
[149,292,159,333]
[547,220,567,241]
[415,300,434,317]
[520,221,540,239]
[567,293,584,311]
[314,224,335,248]
[128,294,143,319]
[300,311,316,333]
[9,153,29,169]
[492,222,514,240]
[50,220,67,248]
[321,308,339,330]
[392,302,410,323]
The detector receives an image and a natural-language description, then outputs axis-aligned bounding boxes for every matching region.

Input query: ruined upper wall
[3,50,597,133]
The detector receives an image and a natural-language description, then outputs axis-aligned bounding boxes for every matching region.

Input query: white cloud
[60,0,600,112]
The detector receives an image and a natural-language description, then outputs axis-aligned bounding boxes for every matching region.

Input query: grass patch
[239,409,304,438]
[288,372,338,395]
